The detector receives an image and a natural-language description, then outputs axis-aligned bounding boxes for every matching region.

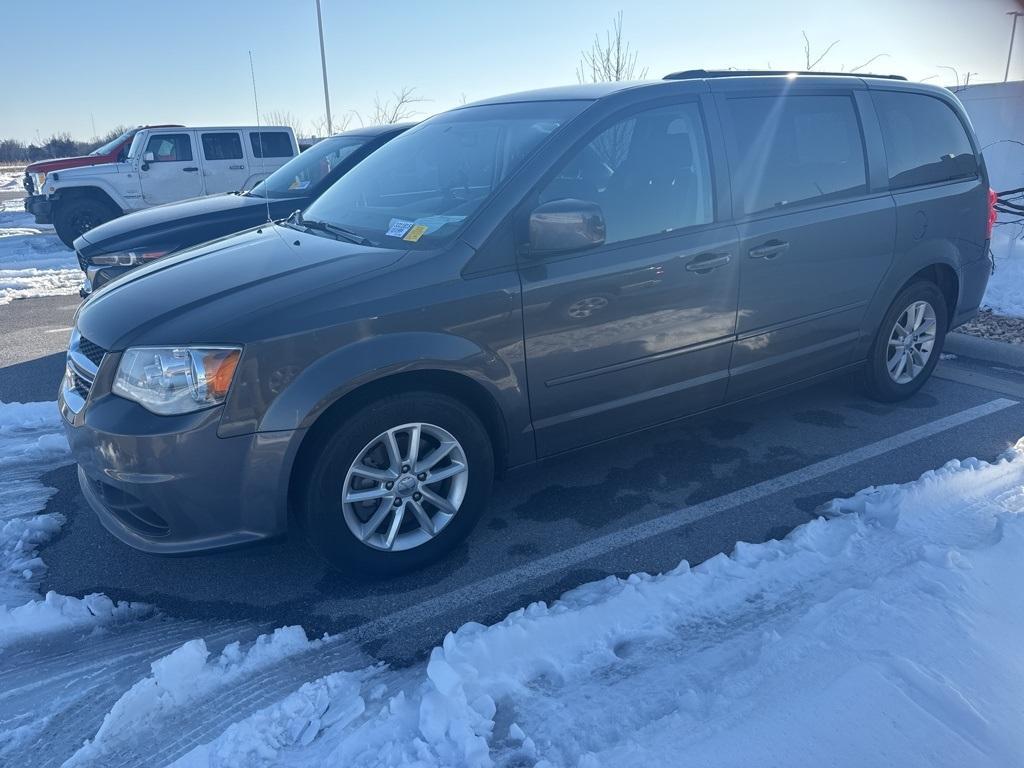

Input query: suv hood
[26,154,115,173]
[55,162,124,180]
[75,192,275,256]
[77,224,407,350]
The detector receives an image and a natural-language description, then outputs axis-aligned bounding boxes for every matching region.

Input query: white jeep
[34,125,298,247]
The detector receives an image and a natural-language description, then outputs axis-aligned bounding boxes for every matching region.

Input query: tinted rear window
[249,131,294,158]
[201,132,243,160]
[727,95,867,214]
[873,92,978,189]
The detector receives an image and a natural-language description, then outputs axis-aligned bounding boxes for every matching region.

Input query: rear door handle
[182,166,199,172]
[229,164,245,170]
[748,240,789,259]
[685,252,732,274]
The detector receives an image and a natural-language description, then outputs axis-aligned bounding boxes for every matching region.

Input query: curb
[945,332,1024,368]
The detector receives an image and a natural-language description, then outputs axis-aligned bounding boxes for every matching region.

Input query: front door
[520,100,739,456]
[717,90,896,399]
[139,131,203,205]
[199,131,249,193]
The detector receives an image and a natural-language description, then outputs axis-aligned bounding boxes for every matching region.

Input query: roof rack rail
[663,69,907,81]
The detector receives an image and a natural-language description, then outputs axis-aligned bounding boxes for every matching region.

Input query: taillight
[987,188,997,240]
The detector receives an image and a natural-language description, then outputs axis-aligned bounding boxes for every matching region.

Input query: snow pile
[0,199,80,303]
[70,626,322,765]
[0,170,22,192]
[0,401,145,646]
[983,219,1024,317]
[179,444,1024,767]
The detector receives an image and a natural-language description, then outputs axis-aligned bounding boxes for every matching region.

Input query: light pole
[1007,11,1024,83]
[315,0,333,135]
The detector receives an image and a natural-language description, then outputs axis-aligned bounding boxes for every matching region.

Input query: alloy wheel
[886,300,937,385]
[341,422,469,552]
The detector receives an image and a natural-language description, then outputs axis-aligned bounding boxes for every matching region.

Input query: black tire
[53,195,119,248]
[863,281,948,402]
[303,391,494,578]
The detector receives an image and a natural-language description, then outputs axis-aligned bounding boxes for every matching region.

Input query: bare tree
[367,87,426,125]
[802,31,840,70]
[576,11,648,83]
[308,111,353,137]
[262,110,304,137]
[937,65,978,92]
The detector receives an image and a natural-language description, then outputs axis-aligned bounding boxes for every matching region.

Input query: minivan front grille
[78,336,106,367]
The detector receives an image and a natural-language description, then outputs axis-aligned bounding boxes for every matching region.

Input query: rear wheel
[302,392,494,577]
[863,281,947,401]
[53,195,119,248]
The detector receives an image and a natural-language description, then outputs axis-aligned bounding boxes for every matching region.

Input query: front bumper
[60,375,303,555]
[25,194,52,224]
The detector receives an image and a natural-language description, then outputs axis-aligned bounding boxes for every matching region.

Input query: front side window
[873,91,978,189]
[538,102,714,244]
[145,133,193,162]
[201,132,243,160]
[302,100,588,248]
[249,135,371,198]
[727,95,867,214]
[249,131,294,158]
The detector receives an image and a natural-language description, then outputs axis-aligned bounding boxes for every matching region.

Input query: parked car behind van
[34,125,298,247]
[74,124,411,295]
[60,72,995,577]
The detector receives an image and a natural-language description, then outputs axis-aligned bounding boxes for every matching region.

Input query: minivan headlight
[90,249,170,266]
[112,346,241,415]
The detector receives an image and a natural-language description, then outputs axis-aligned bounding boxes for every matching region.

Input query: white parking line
[348,397,1019,641]
[45,327,73,334]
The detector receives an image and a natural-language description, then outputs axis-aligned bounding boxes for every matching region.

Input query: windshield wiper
[292,213,374,246]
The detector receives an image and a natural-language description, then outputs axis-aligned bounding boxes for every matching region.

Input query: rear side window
[873,92,978,189]
[538,102,714,244]
[144,133,193,162]
[201,132,243,160]
[726,95,867,214]
[249,131,294,158]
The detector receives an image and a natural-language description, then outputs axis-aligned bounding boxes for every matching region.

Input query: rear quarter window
[872,91,979,189]
[249,131,294,158]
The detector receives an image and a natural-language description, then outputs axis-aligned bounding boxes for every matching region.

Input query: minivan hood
[76,224,407,350]
[75,192,274,256]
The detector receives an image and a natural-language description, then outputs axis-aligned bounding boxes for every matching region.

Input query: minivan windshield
[248,135,372,199]
[301,101,587,248]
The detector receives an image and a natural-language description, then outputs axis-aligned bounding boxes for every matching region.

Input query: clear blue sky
[4,0,1023,142]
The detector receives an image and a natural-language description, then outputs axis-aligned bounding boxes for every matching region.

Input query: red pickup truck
[23,125,181,222]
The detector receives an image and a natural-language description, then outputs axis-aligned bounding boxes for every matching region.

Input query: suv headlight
[112,346,241,415]
[90,249,170,266]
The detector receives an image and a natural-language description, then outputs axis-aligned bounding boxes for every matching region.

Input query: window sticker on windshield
[289,179,311,190]
[386,219,414,238]
[403,224,430,242]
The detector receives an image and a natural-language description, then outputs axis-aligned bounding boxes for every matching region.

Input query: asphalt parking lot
[5,294,1024,661]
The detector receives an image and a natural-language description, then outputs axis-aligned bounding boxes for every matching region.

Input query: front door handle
[182,166,199,172]
[748,239,789,259]
[685,252,732,274]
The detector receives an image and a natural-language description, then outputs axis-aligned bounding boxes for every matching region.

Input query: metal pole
[1007,12,1023,83]
[315,0,333,134]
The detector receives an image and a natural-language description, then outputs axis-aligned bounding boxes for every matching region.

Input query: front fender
[51,182,128,213]
[256,331,513,433]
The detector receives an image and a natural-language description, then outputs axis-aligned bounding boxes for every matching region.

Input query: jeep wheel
[863,281,947,402]
[53,196,119,248]
[303,392,494,577]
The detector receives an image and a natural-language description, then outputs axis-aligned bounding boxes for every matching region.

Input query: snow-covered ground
[0,169,23,193]
[983,217,1024,318]
[3,397,1024,767]
[0,199,81,304]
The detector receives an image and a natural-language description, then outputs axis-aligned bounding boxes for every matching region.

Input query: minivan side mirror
[527,198,606,256]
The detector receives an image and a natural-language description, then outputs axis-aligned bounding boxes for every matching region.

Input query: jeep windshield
[248,135,370,199]
[300,101,587,249]
[90,128,134,156]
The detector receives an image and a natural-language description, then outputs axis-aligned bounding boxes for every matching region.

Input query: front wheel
[53,195,119,248]
[302,392,494,578]
[863,281,947,402]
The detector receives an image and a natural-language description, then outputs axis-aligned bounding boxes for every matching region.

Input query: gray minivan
[60,71,995,576]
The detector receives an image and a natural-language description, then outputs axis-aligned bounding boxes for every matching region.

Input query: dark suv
[60,72,994,576]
